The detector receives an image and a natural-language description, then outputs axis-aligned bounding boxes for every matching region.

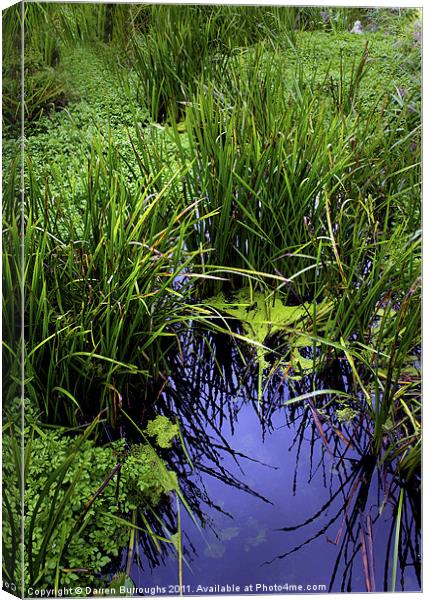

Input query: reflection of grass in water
[266,445,420,592]
[159,325,420,590]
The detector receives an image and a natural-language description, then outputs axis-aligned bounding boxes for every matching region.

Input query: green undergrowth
[3,408,181,590]
[20,44,148,222]
[1,11,421,588]
[18,25,420,235]
[283,31,420,112]
[20,42,188,228]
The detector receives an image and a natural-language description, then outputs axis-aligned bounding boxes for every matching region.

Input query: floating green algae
[204,288,332,378]
[335,405,359,424]
[145,415,180,448]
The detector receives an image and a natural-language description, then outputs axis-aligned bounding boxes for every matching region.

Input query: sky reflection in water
[129,333,421,593]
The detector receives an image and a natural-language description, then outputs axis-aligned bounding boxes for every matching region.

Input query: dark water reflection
[125,329,421,594]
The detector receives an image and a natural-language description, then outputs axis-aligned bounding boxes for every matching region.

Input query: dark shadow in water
[114,328,420,593]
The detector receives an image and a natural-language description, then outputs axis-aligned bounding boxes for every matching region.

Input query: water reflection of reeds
[126,328,420,592]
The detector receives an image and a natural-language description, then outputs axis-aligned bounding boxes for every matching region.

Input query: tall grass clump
[2,3,22,130]
[59,3,132,45]
[20,3,73,124]
[169,45,376,298]
[3,3,136,127]
[130,5,218,122]
[129,4,295,122]
[23,135,211,424]
[2,147,22,409]
[311,188,421,470]
[166,37,420,295]
[3,3,78,127]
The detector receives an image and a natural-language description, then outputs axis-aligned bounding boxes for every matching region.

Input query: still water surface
[127,334,421,593]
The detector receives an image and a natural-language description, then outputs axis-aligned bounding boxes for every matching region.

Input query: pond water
[125,331,421,594]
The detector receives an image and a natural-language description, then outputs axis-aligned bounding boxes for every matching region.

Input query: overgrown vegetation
[2,2,421,594]
[3,405,183,591]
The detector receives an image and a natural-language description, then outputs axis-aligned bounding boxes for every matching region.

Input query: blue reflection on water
[127,334,420,594]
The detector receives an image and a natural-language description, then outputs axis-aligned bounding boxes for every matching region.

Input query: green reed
[21,133,213,424]
[128,4,295,122]
[169,45,372,297]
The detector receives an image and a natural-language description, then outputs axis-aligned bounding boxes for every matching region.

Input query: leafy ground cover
[10,19,420,225]
[3,404,183,591]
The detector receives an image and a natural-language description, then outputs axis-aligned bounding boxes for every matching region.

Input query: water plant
[2,403,184,591]
[128,5,295,122]
[21,134,218,424]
